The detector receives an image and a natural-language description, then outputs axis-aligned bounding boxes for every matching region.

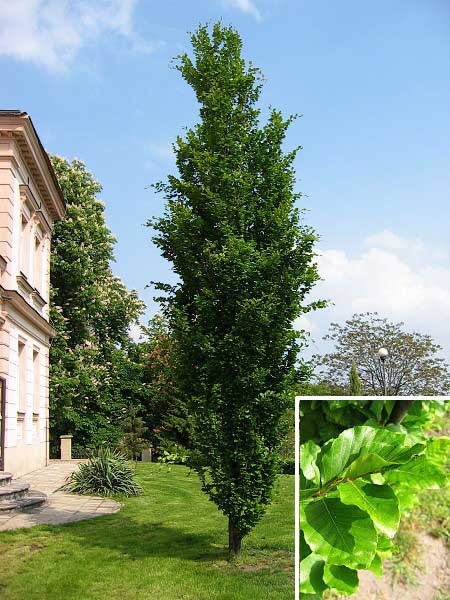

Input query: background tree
[150,23,322,554]
[349,360,361,395]
[320,312,450,396]
[133,315,193,453]
[50,156,146,455]
[117,407,149,461]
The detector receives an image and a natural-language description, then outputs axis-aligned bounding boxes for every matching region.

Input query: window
[18,341,27,413]
[33,349,40,413]
[34,236,42,291]
[20,214,30,277]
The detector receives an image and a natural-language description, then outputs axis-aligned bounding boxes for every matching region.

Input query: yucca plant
[64,447,142,497]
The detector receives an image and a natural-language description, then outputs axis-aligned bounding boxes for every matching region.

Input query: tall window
[20,214,30,277]
[18,341,27,413]
[34,236,42,291]
[33,349,40,413]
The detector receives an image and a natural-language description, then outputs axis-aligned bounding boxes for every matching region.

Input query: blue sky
[1,0,450,359]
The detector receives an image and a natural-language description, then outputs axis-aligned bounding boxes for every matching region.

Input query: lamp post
[377,347,388,396]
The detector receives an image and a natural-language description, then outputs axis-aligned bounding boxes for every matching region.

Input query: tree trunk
[228,519,242,556]
[388,400,415,425]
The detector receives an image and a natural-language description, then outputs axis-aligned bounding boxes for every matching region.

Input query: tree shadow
[60,514,229,563]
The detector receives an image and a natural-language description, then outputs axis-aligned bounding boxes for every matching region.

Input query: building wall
[0,136,53,477]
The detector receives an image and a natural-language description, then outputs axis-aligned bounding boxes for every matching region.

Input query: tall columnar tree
[50,156,146,453]
[349,360,361,396]
[150,23,322,554]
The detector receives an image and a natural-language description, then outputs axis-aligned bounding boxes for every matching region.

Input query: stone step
[0,481,30,502]
[0,472,13,487]
[0,490,47,512]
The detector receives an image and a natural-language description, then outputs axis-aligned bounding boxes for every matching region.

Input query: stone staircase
[0,472,47,512]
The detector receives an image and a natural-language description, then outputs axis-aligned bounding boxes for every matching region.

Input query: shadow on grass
[60,514,229,563]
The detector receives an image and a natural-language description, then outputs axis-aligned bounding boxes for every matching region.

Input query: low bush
[64,447,142,497]
[158,441,190,465]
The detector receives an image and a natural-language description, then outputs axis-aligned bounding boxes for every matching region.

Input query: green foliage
[158,441,190,465]
[149,23,322,551]
[49,156,146,454]
[299,398,449,444]
[134,315,193,453]
[320,313,450,395]
[116,408,149,461]
[300,425,449,598]
[63,447,142,497]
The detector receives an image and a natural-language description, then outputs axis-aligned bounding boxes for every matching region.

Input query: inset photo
[296,397,450,600]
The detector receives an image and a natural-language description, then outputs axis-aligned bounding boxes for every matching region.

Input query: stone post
[60,434,73,460]
[141,447,152,462]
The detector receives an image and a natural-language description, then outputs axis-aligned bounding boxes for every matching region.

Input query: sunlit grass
[0,464,294,600]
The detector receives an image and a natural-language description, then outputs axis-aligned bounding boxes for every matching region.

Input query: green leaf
[300,472,320,502]
[384,455,447,489]
[301,497,378,569]
[376,534,394,557]
[338,481,400,538]
[319,426,407,484]
[426,436,450,466]
[366,552,383,577]
[301,440,321,484]
[300,530,312,560]
[323,563,359,594]
[342,453,390,479]
[299,552,326,595]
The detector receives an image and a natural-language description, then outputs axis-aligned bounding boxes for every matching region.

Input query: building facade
[0,111,65,477]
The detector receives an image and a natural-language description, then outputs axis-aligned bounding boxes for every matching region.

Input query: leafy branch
[300,425,449,597]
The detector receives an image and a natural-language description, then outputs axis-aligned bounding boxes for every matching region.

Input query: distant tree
[49,156,146,454]
[149,23,322,554]
[349,360,361,396]
[321,313,450,396]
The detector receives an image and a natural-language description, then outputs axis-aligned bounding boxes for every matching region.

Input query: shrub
[158,441,189,465]
[64,447,142,497]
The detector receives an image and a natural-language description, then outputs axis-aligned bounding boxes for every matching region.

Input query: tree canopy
[49,156,146,454]
[320,312,450,396]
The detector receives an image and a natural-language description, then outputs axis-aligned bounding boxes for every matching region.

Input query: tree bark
[388,400,415,424]
[228,519,242,555]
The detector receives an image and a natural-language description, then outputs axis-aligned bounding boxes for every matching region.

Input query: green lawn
[0,464,294,600]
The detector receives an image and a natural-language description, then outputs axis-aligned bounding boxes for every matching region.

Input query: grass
[411,408,450,546]
[389,526,422,586]
[0,464,294,600]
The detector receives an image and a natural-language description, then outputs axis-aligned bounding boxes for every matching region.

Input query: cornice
[0,113,65,222]
[0,286,54,338]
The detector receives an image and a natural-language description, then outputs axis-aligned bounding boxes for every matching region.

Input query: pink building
[0,111,65,477]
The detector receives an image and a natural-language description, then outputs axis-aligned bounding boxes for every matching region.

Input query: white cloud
[148,141,174,161]
[307,230,450,359]
[222,0,262,21]
[365,229,448,261]
[128,323,143,343]
[293,315,316,334]
[0,0,156,72]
